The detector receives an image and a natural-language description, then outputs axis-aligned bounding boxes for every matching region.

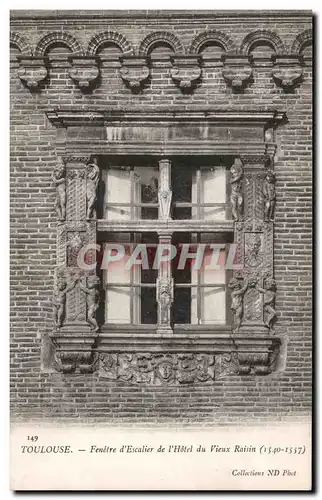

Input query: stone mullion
[156,158,174,333]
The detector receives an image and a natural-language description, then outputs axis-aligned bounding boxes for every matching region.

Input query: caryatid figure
[53,160,66,221]
[257,277,276,329]
[228,277,249,331]
[53,276,77,329]
[230,158,244,221]
[86,158,100,220]
[263,171,276,222]
[79,275,100,332]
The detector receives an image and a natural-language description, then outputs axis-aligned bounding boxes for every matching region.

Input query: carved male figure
[230,158,244,221]
[263,171,276,221]
[79,275,100,332]
[228,277,249,331]
[158,280,173,325]
[257,277,276,329]
[86,158,100,220]
[53,276,77,329]
[53,160,66,221]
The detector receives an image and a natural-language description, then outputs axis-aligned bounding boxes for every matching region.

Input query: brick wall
[10,10,312,424]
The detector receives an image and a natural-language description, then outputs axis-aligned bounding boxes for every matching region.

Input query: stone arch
[87,31,133,56]
[188,30,236,54]
[138,31,184,56]
[10,32,32,55]
[291,29,312,55]
[240,30,285,55]
[34,32,84,56]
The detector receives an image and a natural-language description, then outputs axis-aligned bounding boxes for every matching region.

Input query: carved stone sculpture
[170,55,202,91]
[68,56,100,90]
[98,353,215,385]
[257,277,276,329]
[222,55,253,90]
[55,351,97,374]
[53,160,66,221]
[86,158,100,220]
[271,55,303,91]
[79,275,100,332]
[263,171,276,221]
[228,277,249,331]
[230,158,244,221]
[17,56,48,89]
[53,276,77,329]
[157,277,173,325]
[119,56,150,92]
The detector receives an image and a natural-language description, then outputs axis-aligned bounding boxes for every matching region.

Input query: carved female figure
[263,171,276,221]
[53,276,77,329]
[53,161,66,221]
[86,158,100,220]
[230,159,244,221]
[257,277,276,329]
[228,277,248,331]
[79,275,100,332]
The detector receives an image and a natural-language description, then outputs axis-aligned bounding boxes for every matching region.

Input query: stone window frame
[48,108,284,381]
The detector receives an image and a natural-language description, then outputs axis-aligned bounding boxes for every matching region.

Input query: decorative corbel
[68,56,100,90]
[271,55,303,90]
[222,55,253,90]
[55,351,98,374]
[119,56,150,92]
[170,55,202,91]
[17,55,48,89]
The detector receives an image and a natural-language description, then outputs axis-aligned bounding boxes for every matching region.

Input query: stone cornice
[97,219,234,233]
[10,10,312,22]
[46,108,286,127]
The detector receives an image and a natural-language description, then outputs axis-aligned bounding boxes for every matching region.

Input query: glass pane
[172,165,227,220]
[105,287,131,324]
[172,166,192,202]
[173,287,191,324]
[141,287,157,324]
[200,286,226,324]
[200,166,226,220]
[104,242,131,324]
[102,166,158,220]
[103,167,131,220]
[134,166,158,220]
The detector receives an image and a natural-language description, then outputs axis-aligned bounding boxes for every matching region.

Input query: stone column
[51,155,100,373]
[156,158,173,334]
[230,154,276,375]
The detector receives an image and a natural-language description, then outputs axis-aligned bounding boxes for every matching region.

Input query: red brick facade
[10,10,312,424]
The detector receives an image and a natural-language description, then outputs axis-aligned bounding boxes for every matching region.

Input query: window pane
[173,287,191,324]
[102,166,158,220]
[103,167,131,220]
[141,287,157,324]
[103,233,158,326]
[200,286,226,324]
[199,167,227,220]
[104,241,131,323]
[172,165,227,220]
[134,166,158,219]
